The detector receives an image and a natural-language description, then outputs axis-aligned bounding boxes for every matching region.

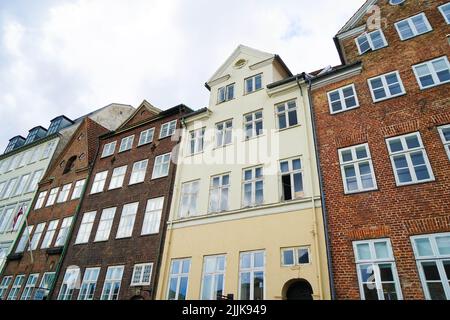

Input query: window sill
[213,143,233,151]
[344,188,379,196]
[372,92,406,103]
[244,88,264,96]
[418,80,450,91]
[115,236,133,240]
[128,181,145,187]
[216,98,235,106]
[330,105,360,115]
[137,142,153,148]
[243,134,265,142]
[395,178,436,188]
[185,151,204,158]
[276,124,302,133]
[158,134,175,141]
[399,29,433,42]
[151,175,169,181]
[118,149,132,154]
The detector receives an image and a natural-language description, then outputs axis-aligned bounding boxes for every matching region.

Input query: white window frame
[167,258,191,300]
[75,211,96,244]
[45,187,59,207]
[36,272,55,300]
[280,157,304,201]
[101,141,116,158]
[138,128,155,146]
[7,275,25,300]
[411,233,450,300]
[30,222,46,250]
[26,169,43,193]
[438,125,450,161]
[13,173,30,197]
[131,263,153,286]
[208,173,230,214]
[353,239,403,300]
[0,276,13,300]
[101,266,124,300]
[78,267,100,300]
[119,135,134,153]
[16,225,34,253]
[338,144,378,194]
[178,180,200,219]
[386,132,434,186]
[90,171,108,194]
[152,153,171,179]
[201,255,226,300]
[327,84,359,114]
[57,183,72,203]
[439,2,450,24]
[141,197,164,235]
[58,268,80,300]
[245,74,263,94]
[242,166,264,208]
[281,247,311,267]
[355,29,388,54]
[244,110,264,140]
[217,83,235,104]
[239,251,265,300]
[367,71,406,102]
[215,120,233,148]
[412,56,450,90]
[116,202,139,239]
[188,128,205,155]
[159,120,177,139]
[41,219,59,249]
[2,178,17,199]
[35,191,48,210]
[108,165,127,190]
[55,216,73,247]
[394,12,432,41]
[20,273,39,300]
[94,207,116,242]
[129,160,148,185]
[71,179,86,200]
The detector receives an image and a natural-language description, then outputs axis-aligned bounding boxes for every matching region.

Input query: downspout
[295,74,323,300]
[47,141,100,300]
[305,75,336,300]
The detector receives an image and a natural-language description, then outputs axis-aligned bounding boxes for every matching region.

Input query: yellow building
[156,45,330,300]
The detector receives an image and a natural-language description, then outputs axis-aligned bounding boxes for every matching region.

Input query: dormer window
[218,84,235,104]
[356,29,388,55]
[25,129,39,145]
[245,74,262,94]
[47,119,62,135]
[4,138,18,153]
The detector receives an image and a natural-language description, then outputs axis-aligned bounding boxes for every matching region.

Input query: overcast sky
[0,0,365,150]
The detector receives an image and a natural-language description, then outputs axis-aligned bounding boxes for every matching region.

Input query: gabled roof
[116,100,162,131]
[337,0,377,36]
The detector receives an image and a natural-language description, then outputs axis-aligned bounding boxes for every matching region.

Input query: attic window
[234,59,247,69]
[79,153,86,160]
[63,156,77,174]
[389,0,405,5]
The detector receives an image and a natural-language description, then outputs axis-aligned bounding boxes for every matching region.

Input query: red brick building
[0,117,110,300]
[50,101,192,300]
[310,0,450,300]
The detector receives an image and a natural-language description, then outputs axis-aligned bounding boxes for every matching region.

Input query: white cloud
[0,0,365,150]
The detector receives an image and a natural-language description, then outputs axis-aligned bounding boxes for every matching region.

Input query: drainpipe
[294,74,323,300]
[47,140,100,300]
[304,75,337,300]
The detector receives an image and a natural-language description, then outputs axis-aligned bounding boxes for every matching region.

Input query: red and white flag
[12,206,24,230]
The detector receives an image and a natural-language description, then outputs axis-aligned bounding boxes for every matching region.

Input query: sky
[0,0,365,151]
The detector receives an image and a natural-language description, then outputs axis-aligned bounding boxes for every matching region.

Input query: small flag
[12,206,24,230]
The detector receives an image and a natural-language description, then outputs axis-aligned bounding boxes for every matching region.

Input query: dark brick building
[310,0,450,299]
[51,101,192,300]
[0,117,109,300]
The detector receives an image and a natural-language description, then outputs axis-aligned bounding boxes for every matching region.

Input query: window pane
[253,272,264,300]
[398,20,414,38]
[379,264,394,281]
[436,236,450,255]
[382,283,398,301]
[357,243,371,260]
[359,264,375,282]
[422,262,441,281]
[298,248,309,264]
[283,250,294,265]
[341,150,353,162]
[375,242,390,259]
[254,252,264,268]
[415,238,433,257]
[240,272,251,300]
[278,114,287,129]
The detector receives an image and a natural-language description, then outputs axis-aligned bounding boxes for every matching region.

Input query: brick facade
[311,0,450,299]
[50,104,191,300]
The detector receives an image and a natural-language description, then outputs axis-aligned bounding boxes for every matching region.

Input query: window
[245,74,262,94]
[413,56,450,89]
[152,153,171,179]
[18,150,32,168]
[239,251,265,300]
[390,0,405,4]
[280,158,304,201]
[160,120,177,139]
[353,239,402,300]
[20,273,39,300]
[78,268,100,300]
[167,258,191,300]
[46,188,59,207]
[75,211,96,244]
[0,276,13,300]
[276,100,299,128]
[101,141,116,158]
[119,135,134,153]
[218,84,235,103]
[30,222,46,250]
[58,268,80,300]
[101,266,124,300]
[30,147,42,164]
[439,3,450,24]
[41,220,59,249]
[386,132,434,186]
[244,110,263,140]
[25,129,39,144]
[2,178,17,199]
[188,128,205,155]
[356,29,388,54]
[339,144,377,194]
[0,243,11,270]
[34,191,47,210]
[71,179,86,200]
[368,71,406,102]
[0,182,5,198]
[16,225,33,253]
[395,13,432,40]
[13,174,30,196]
[131,263,153,286]
[439,125,450,160]
[41,141,56,159]
[0,206,15,233]
[201,255,226,300]
[216,120,233,147]
[47,119,61,135]
[116,202,138,239]
[26,169,43,193]
[327,84,359,114]
[55,216,73,247]
[7,275,25,300]
[129,160,148,185]
[139,128,155,146]
[411,233,450,300]
[90,171,108,194]
[142,197,164,235]
[281,247,310,266]
[7,155,20,172]
[208,174,230,213]
[94,207,116,242]
[57,183,72,203]
[242,167,263,207]
[108,166,127,190]
[36,272,55,300]
[179,180,200,218]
